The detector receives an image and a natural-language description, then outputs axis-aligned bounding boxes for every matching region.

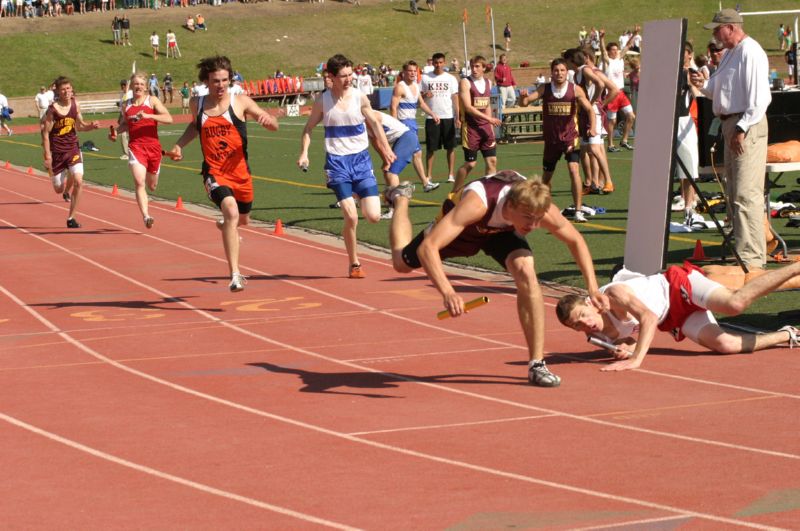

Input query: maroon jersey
[461,77,496,151]
[437,175,521,258]
[463,77,492,127]
[47,99,82,175]
[542,82,578,146]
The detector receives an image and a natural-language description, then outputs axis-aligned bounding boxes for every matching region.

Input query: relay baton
[437,296,489,320]
[588,336,632,358]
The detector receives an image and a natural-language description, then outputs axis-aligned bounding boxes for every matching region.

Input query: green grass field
[1,0,798,328]
[0,0,798,97]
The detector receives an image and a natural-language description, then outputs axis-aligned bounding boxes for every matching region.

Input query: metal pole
[463,22,469,73]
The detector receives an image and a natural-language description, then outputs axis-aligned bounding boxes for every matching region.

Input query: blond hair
[505,176,551,215]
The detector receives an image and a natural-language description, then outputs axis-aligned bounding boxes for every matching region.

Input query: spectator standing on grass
[180,81,190,113]
[787,44,796,79]
[493,53,516,110]
[600,29,636,152]
[166,29,180,59]
[148,73,160,98]
[41,76,101,229]
[297,54,396,280]
[163,72,174,103]
[671,42,701,225]
[503,22,511,51]
[34,85,54,120]
[120,15,131,46]
[150,31,160,61]
[166,55,279,293]
[426,0,435,13]
[692,9,771,272]
[420,52,460,184]
[112,16,122,45]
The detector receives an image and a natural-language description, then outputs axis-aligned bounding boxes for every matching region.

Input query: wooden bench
[79,99,120,115]
[499,105,543,143]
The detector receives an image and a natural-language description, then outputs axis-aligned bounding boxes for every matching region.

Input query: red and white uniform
[125,97,162,174]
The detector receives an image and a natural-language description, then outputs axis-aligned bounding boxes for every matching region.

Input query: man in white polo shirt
[691,8,771,271]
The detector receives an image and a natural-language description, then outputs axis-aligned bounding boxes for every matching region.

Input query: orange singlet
[196,94,253,203]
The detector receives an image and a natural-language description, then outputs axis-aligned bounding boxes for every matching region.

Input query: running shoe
[66,218,81,229]
[229,272,247,292]
[385,182,415,204]
[144,216,155,229]
[602,183,615,194]
[573,211,587,223]
[349,263,366,279]
[620,141,634,150]
[528,360,561,387]
[607,145,621,153]
[671,197,686,211]
[329,201,341,209]
[779,325,799,348]
[446,175,455,183]
[119,154,129,161]
[62,191,71,202]
[423,181,440,192]
[380,209,394,220]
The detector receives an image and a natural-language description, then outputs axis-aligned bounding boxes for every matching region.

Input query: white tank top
[322,89,368,156]
[599,274,670,338]
[378,112,409,144]
[396,80,419,122]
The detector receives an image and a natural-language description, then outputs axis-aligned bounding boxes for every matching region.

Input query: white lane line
[573,514,691,530]
[0,282,785,531]
[0,411,359,530]
[348,414,559,436]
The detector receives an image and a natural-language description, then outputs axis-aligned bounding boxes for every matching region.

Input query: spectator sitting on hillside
[196,14,207,31]
[186,15,195,32]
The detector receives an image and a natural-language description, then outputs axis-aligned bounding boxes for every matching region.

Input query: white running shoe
[671,197,685,211]
[779,325,799,348]
[380,209,394,220]
[229,272,247,292]
[573,211,587,223]
[423,181,440,192]
[446,175,455,183]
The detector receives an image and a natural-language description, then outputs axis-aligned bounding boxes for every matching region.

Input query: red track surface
[1,165,798,529]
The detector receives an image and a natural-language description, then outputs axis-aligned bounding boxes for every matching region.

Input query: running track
[1,165,798,529]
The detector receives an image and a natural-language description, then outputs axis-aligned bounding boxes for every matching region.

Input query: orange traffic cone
[274,219,284,236]
[3,160,10,169]
[27,166,33,175]
[175,196,185,210]
[111,184,119,196]
[690,239,706,261]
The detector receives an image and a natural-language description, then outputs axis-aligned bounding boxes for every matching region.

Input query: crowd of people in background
[0,0,230,17]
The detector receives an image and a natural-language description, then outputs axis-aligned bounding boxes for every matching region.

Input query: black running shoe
[66,218,81,229]
[62,192,71,202]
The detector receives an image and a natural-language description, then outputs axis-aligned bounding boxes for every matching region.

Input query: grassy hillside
[1,0,797,97]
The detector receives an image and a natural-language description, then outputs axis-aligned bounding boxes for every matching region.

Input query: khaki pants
[722,116,768,270]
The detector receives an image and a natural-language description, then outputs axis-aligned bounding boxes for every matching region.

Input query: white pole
[463,21,469,72]
[490,8,497,66]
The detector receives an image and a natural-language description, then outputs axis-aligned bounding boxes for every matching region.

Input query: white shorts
[679,270,726,342]
[51,163,83,188]
[675,115,699,181]
[606,105,633,120]
[581,109,606,146]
